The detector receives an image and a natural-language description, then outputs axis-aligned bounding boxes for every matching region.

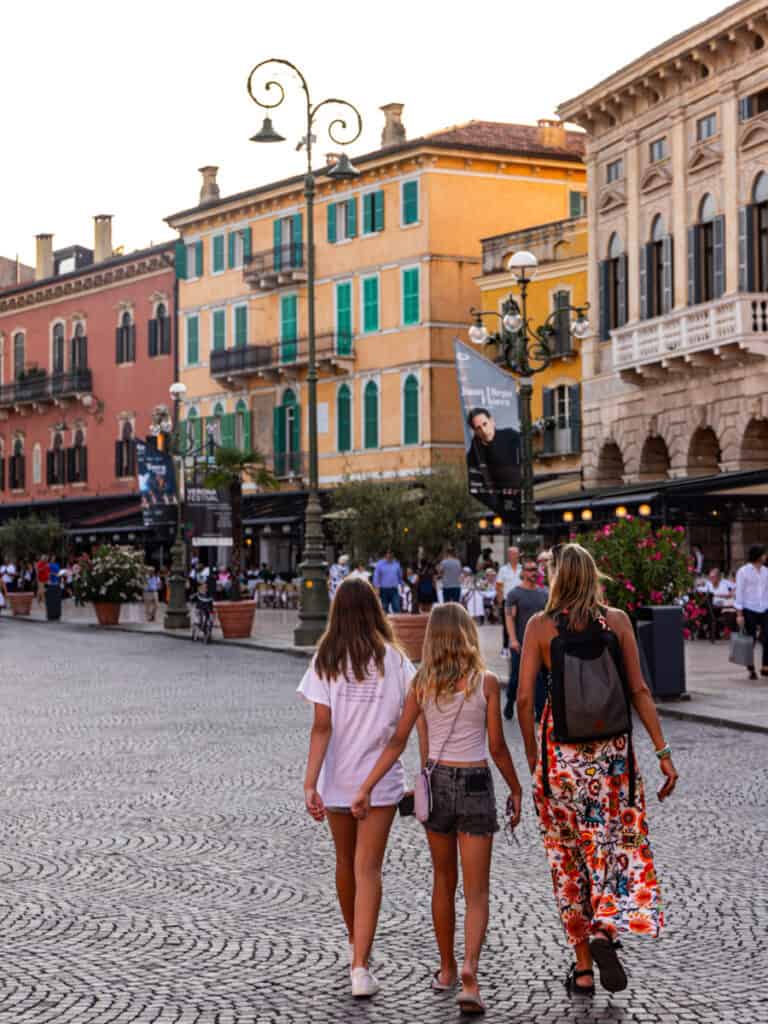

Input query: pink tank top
[424,675,488,763]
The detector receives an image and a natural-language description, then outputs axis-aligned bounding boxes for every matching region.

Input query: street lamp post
[247,58,363,646]
[164,380,190,629]
[468,251,590,557]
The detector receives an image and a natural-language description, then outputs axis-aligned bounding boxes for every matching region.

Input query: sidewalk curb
[2,615,314,661]
[654,703,768,735]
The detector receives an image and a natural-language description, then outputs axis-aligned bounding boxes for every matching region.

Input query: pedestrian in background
[416,556,438,612]
[35,553,49,604]
[438,545,463,604]
[734,544,768,680]
[504,556,548,720]
[519,543,678,996]
[372,550,403,613]
[353,603,522,1015]
[496,546,522,657]
[299,577,416,999]
[329,553,350,600]
[144,567,162,622]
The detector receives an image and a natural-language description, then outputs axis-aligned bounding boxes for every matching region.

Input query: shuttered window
[337,384,352,453]
[212,309,226,352]
[402,267,420,325]
[362,190,385,234]
[403,374,419,445]
[186,315,199,365]
[552,291,572,355]
[185,241,203,278]
[212,234,225,273]
[402,180,419,225]
[363,380,379,449]
[235,400,251,452]
[280,295,298,362]
[335,282,352,355]
[362,276,379,333]
[234,305,248,348]
[327,200,358,243]
[569,191,586,217]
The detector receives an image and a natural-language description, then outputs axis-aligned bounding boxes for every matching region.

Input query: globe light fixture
[639,503,652,517]
[468,320,489,345]
[169,381,188,399]
[479,518,488,530]
[581,508,593,522]
[492,516,503,528]
[615,505,628,518]
[508,250,538,283]
[572,312,591,339]
[502,309,523,332]
[563,511,574,523]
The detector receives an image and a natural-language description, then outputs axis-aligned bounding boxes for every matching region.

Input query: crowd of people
[299,545,679,1011]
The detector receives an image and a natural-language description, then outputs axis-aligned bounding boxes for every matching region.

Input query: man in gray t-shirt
[439,547,463,604]
[504,557,548,720]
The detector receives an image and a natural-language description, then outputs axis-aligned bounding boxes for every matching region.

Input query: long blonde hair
[545,542,609,629]
[412,603,485,706]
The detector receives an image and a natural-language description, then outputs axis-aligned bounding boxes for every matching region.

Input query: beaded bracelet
[655,744,672,760]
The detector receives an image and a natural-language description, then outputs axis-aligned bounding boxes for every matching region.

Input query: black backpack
[542,612,635,805]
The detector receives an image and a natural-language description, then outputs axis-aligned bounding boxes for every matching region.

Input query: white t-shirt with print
[298,644,415,808]
[497,562,522,598]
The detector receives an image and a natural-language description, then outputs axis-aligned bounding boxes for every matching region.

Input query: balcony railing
[243,244,307,291]
[611,294,768,378]
[0,369,93,409]
[210,332,354,382]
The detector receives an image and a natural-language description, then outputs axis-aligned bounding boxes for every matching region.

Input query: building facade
[558,0,768,562]
[477,214,587,500]
[166,110,585,563]
[0,219,176,550]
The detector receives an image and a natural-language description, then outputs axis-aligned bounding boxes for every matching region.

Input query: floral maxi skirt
[533,709,664,946]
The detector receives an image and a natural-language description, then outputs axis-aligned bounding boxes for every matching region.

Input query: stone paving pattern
[0,621,766,1023]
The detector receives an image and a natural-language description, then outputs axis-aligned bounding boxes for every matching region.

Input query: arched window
[644,215,669,319]
[32,443,42,485]
[116,421,135,478]
[48,432,65,486]
[752,173,768,291]
[13,332,24,380]
[52,323,65,375]
[211,401,225,447]
[235,399,250,451]
[149,302,171,357]
[274,388,300,476]
[337,384,352,453]
[71,321,88,372]
[10,438,24,489]
[363,380,379,450]
[403,374,419,445]
[116,310,136,363]
[71,428,87,483]
[699,194,716,222]
[693,193,721,304]
[601,233,626,338]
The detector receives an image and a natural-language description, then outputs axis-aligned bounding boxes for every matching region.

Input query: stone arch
[595,441,625,486]
[740,418,768,470]
[687,426,721,477]
[638,435,671,481]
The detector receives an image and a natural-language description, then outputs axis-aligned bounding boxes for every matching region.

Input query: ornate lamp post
[468,251,590,557]
[247,58,363,646]
[164,380,191,630]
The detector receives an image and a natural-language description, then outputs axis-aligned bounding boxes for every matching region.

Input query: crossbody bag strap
[426,675,474,776]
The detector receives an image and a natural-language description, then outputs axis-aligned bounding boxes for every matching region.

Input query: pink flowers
[650,552,662,561]
[625,581,636,591]
[650,590,664,603]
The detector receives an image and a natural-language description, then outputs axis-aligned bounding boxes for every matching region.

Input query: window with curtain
[337,384,352,452]
[403,374,419,445]
[364,380,379,449]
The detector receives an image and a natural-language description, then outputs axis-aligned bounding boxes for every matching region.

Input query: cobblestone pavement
[0,622,765,1024]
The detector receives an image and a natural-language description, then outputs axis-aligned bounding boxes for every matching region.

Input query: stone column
[721,81,739,294]
[625,131,640,322]
[670,105,688,308]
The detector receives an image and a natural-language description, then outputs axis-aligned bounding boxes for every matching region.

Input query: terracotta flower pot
[214,599,256,640]
[389,612,430,663]
[8,591,34,617]
[93,601,122,626]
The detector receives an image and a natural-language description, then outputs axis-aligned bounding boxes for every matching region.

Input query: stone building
[556,0,768,565]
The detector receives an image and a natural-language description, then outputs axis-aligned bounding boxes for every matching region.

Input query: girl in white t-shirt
[298,576,416,999]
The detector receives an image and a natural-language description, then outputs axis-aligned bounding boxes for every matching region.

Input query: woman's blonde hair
[545,542,609,629]
[412,603,485,706]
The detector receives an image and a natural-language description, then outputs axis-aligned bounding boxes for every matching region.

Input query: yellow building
[165,110,585,563]
[477,214,588,499]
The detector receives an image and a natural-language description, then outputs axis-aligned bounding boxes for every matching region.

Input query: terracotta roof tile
[423,120,585,159]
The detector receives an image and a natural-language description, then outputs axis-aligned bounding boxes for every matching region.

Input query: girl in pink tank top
[352,603,523,1015]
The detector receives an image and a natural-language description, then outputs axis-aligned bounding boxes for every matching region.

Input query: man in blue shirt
[48,555,61,587]
[372,550,403,613]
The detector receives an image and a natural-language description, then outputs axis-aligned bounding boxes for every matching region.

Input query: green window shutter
[402,268,420,324]
[346,198,357,238]
[187,316,199,364]
[402,180,419,225]
[195,240,204,277]
[336,282,352,350]
[227,231,236,269]
[291,213,303,266]
[174,239,187,279]
[242,410,252,451]
[190,416,203,450]
[212,309,226,351]
[363,194,373,235]
[363,277,379,332]
[364,380,379,449]
[404,374,419,445]
[374,189,385,232]
[221,412,235,450]
[273,405,286,475]
[337,385,352,452]
[212,234,224,272]
[569,191,583,218]
[243,226,252,262]
[291,399,301,459]
[273,219,283,271]
[235,306,248,347]
[327,203,337,244]
[280,295,298,361]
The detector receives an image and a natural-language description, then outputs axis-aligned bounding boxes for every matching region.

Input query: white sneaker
[351,967,380,998]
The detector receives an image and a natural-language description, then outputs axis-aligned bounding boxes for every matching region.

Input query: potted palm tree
[203,445,277,639]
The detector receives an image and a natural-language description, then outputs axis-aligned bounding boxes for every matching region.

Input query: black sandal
[565,965,595,996]
[589,936,628,992]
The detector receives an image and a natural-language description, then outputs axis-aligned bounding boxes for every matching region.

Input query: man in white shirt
[0,561,16,593]
[734,544,768,679]
[496,546,521,656]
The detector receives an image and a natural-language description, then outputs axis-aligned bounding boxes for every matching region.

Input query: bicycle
[191,602,214,644]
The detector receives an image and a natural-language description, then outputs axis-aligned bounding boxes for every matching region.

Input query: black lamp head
[326,152,360,180]
[250,116,286,144]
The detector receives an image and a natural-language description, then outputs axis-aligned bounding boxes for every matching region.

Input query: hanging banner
[453,338,521,515]
[185,486,232,549]
[136,441,178,526]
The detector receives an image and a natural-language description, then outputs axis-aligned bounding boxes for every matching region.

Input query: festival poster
[136,441,178,527]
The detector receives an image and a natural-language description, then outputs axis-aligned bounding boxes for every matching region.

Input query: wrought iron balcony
[210,331,354,384]
[612,294,768,381]
[243,243,307,291]
[0,369,93,409]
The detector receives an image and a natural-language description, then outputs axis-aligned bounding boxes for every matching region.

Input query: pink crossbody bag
[414,691,467,823]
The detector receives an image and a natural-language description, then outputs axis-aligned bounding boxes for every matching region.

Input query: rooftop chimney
[380,103,406,147]
[35,233,54,281]
[199,165,221,205]
[537,118,567,150]
[93,215,113,263]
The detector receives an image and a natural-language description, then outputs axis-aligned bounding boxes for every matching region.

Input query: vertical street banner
[453,338,521,515]
[136,441,178,526]
[186,487,233,550]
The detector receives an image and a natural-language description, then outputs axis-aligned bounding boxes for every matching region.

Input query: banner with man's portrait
[453,338,521,515]
[136,441,177,526]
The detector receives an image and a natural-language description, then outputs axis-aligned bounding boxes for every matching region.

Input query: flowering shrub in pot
[73,545,146,626]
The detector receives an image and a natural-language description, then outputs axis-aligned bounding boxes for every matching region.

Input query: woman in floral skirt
[518,543,678,995]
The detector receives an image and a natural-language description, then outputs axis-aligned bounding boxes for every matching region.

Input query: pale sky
[2,0,727,267]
